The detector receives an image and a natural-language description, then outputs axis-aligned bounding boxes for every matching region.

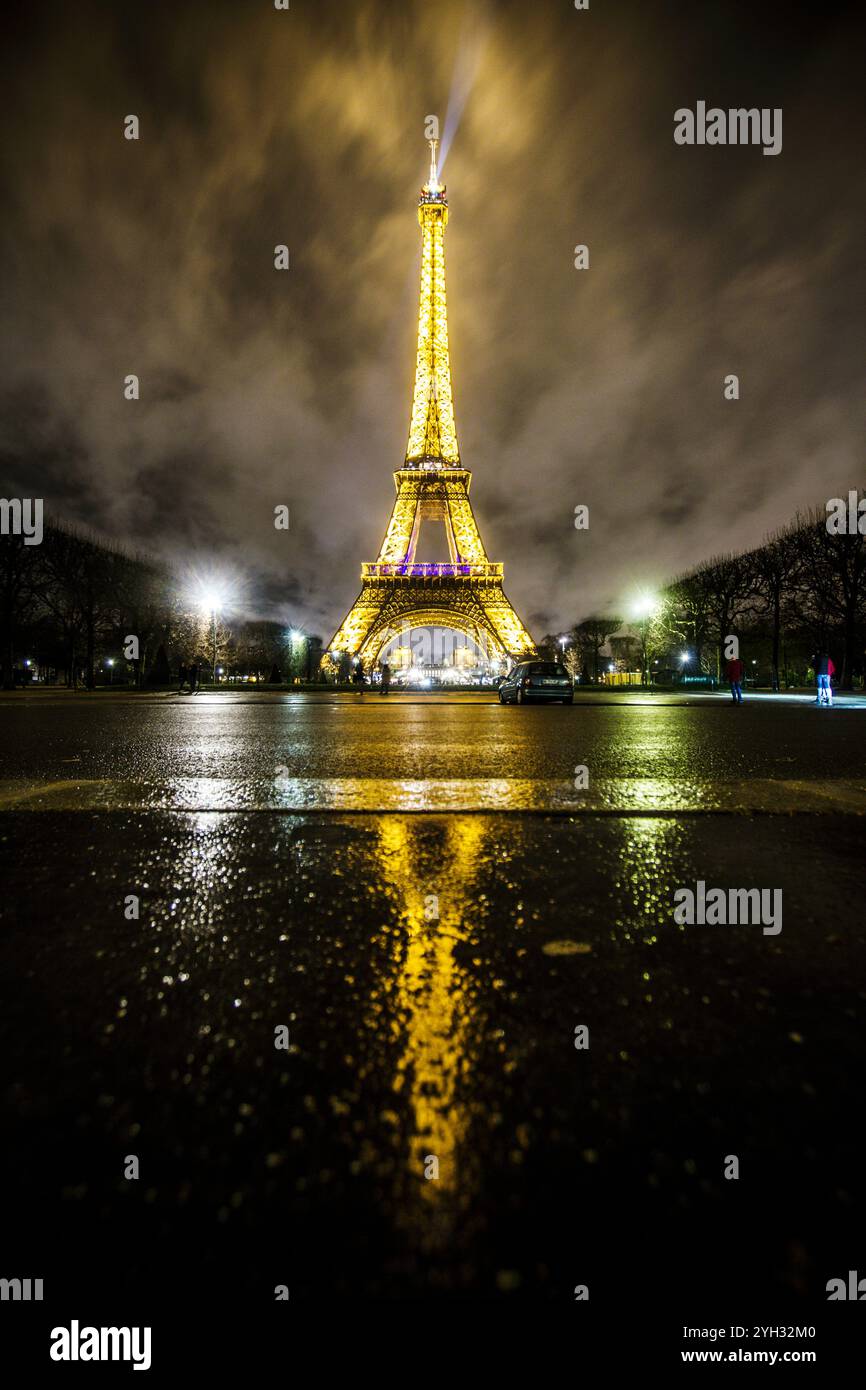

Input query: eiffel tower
[327,139,536,669]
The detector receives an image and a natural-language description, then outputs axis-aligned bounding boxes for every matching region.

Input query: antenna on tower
[427,137,440,190]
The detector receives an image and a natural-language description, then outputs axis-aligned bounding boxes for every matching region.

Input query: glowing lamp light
[633,593,660,618]
[199,589,222,614]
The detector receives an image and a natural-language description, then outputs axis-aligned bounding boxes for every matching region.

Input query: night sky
[1,0,863,638]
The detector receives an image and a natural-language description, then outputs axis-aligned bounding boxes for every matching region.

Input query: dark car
[498,660,573,705]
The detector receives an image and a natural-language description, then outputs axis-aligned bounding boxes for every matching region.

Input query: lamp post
[106,658,114,687]
[189,578,232,688]
[194,590,223,686]
[558,634,573,686]
[633,594,660,686]
[290,630,306,682]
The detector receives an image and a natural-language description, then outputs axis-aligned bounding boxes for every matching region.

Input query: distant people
[179,663,188,693]
[188,662,199,694]
[813,650,835,706]
[726,654,745,704]
[352,659,365,693]
[379,661,392,696]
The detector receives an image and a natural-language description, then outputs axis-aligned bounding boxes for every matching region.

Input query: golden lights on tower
[325,139,536,666]
[405,138,460,467]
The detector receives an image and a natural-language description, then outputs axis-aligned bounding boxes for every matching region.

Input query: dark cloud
[1,0,863,636]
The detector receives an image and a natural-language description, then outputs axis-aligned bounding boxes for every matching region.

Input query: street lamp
[632,593,661,685]
[558,634,570,680]
[633,593,659,619]
[196,588,223,685]
[288,629,307,683]
[106,657,115,686]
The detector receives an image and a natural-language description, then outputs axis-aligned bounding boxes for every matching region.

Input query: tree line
[542,502,866,689]
[0,521,321,689]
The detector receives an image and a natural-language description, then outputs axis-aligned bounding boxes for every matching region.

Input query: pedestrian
[188,661,199,694]
[352,658,365,693]
[812,650,835,705]
[179,663,188,693]
[726,653,745,704]
[379,660,392,696]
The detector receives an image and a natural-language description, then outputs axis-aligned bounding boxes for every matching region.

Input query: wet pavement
[2,687,866,811]
[1,691,865,1320]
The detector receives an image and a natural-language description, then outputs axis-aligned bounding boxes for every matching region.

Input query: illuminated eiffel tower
[327,139,536,668]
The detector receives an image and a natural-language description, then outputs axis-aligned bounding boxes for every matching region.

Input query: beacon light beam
[438,0,491,176]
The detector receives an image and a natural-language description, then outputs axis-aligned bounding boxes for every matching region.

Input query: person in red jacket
[726,654,745,704]
[812,650,835,705]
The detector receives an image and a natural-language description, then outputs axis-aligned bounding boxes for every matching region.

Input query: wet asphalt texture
[1,691,865,1321]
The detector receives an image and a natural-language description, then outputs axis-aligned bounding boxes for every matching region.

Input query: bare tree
[571,617,623,682]
[690,553,760,676]
[664,572,714,673]
[751,523,804,690]
[0,534,40,688]
[799,503,866,689]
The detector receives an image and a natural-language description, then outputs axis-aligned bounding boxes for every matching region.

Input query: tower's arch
[358,608,505,668]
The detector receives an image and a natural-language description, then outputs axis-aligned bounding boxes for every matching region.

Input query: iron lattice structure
[327,142,536,667]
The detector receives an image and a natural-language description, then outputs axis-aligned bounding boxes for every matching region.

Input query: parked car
[498,660,573,704]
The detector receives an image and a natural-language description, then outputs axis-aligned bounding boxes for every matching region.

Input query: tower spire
[405,137,460,467]
[427,137,440,192]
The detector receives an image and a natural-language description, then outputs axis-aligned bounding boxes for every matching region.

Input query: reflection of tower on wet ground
[372,816,492,1255]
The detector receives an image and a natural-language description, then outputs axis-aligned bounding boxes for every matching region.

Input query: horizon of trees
[0,520,322,689]
[539,498,866,690]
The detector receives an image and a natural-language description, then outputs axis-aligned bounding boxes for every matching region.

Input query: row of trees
[542,504,866,689]
[0,522,321,689]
